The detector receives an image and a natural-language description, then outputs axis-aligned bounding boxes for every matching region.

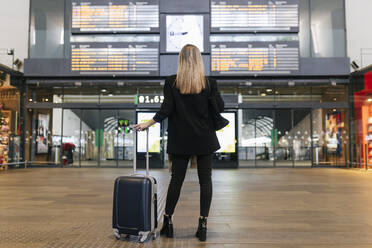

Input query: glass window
[299,0,311,57]
[63,87,100,103]
[240,87,275,103]
[100,87,136,104]
[29,0,65,58]
[274,86,312,102]
[312,108,348,166]
[311,85,347,103]
[310,0,346,57]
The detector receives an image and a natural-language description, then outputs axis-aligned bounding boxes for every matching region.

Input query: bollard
[365,144,368,171]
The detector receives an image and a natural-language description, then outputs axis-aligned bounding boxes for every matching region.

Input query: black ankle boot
[195,217,207,241]
[160,215,173,238]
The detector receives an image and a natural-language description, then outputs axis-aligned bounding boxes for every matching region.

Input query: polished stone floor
[1,168,372,248]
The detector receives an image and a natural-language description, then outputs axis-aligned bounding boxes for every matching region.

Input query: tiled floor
[1,168,372,247]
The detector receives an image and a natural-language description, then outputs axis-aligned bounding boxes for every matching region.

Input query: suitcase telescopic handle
[130,125,150,176]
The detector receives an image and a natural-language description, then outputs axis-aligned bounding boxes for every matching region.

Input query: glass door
[293,109,312,167]
[117,110,135,168]
[241,109,274,167]
[61,109,81,167]
[275,109,293,167]
[80,110,99,167]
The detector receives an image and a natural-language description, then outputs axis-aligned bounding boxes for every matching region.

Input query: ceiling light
[261,93,266,96]
[266,89,272,92]
[368,98,372,102]
[101,89,107,93]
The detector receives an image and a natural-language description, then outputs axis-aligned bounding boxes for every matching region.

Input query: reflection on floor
[1,168,372,247]
[240,160,312,167]
[68,160,314,168]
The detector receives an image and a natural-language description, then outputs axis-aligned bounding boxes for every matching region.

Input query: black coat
[153,75,225,155]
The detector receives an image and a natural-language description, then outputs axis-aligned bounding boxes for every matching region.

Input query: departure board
[71,0,159,33]
[70,42,159,75]
[211,35,299,75]
[211,0,299,32]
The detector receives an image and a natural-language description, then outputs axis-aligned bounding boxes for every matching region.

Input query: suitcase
[112,128,158,242]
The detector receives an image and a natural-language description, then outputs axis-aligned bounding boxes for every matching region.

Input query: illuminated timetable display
[210,35,299,75]
[211,0,299,32]
[71,0,159,33]
[70,42,159,75]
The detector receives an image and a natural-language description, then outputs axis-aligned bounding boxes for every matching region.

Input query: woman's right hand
[133,122,150,131]
[133,119,156,131]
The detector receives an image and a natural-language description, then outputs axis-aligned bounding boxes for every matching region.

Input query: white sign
[137,112,161,153]
[166,15,204,52]
[216,113,236,153]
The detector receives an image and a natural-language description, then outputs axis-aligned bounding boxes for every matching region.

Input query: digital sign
[211,0,299,32]
[166,15,204,52]
[137,94,164,105]
[210,35,299,75]
[71,0,159,33]
[216,113,236,153]
[137,112,161,153]
[70,42,159,75]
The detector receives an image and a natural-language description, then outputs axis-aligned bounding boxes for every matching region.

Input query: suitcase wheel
[113,229,121,240]
[138,231,152,243]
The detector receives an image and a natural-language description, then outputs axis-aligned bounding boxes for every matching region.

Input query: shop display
[325,112,342,155]
[0,110,11,169]
[365,106,372,163]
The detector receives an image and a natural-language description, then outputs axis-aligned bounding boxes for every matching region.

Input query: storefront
[0,64,23,170]
[350,65,372,168]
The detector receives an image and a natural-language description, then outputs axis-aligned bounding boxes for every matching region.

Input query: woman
[134,44,224,242]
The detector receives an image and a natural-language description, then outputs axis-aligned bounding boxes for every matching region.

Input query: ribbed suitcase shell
[112,175,158,236]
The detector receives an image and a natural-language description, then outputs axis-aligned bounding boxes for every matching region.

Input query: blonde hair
[176,44,206,94]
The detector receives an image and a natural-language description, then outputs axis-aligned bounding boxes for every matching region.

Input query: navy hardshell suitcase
[112,128,158,242]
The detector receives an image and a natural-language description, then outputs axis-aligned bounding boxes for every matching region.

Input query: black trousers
[165,154,213,217]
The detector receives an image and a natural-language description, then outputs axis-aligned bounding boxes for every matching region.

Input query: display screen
[70,41,159,75]
[211,35,299,75]
[166,15,204,52]
[216,113,236,153]
[211,0,299,32]
[37,114,50,154]
[325,112,342,155]
[71,0,159,33]
[137,112,161,153]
